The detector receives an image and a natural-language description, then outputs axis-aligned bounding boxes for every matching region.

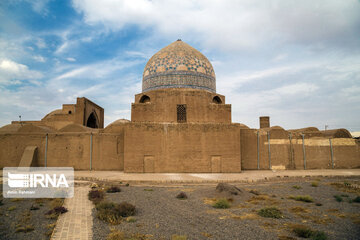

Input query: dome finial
[177,39,182,41]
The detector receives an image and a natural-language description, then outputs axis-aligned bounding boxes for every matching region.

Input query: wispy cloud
[0,59,43,85]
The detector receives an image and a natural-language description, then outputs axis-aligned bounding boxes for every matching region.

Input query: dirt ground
[92,177,360,240]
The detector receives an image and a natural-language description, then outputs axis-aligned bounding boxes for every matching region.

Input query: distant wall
[124,123,241,173]
[241,129,360,170]
[0,133,45,168]
[0,132,124,170]
[1,123,358,171]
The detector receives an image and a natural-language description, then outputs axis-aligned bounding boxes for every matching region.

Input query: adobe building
[0,40,359,172]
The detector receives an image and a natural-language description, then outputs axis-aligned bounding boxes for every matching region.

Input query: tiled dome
[142,40,216,92]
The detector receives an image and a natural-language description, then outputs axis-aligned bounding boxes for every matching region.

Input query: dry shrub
[106,186,121,193]
[96,201,135,225]
[213,199,230,209]
[176,192,188,199]
[258,207,283,219]
[88,189,105,204]
[289,195,313,203]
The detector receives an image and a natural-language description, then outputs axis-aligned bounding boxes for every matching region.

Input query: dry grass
[298,214,333,225]
[171,235,187,240]
[330,182,360,194]
[10,198,23,202]
[213,199,230,209]
[258,207,283,219]
[311,182,319,187]
[15,225,34,233]
[349,213,360,225]
[247,195,279,205]
[289,224,327,240]
[203,198,217,205]
[201,232,212,238]
[107,229,124,240]
[15,210,35,233]
[249,189,260,195]
[125,216,136,223]
[289,195,313,203]
[45,223,56,237]
[49,198,64,209]
[289,206,310,214]
[8,206,16,211]
[106,228,154,240]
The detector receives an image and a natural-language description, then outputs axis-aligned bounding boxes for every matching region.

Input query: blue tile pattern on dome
[142,40,216,92]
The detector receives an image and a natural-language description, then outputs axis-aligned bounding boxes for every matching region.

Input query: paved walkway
[51,186,93,240]
[75,169,360,184]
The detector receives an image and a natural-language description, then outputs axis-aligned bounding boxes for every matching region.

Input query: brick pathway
[51,186,93,240]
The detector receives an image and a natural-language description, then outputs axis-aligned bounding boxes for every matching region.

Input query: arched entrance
[86,112,99,128]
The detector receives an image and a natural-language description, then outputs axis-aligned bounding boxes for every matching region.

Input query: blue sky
[0,0,360,131]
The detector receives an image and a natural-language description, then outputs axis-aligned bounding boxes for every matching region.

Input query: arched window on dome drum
[177,104,187,123]
[139,95,150,103]
[213,96,222,104]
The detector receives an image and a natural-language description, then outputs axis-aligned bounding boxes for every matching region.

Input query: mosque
[0,40,359,172]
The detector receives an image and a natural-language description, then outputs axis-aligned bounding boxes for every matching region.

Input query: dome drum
[143,70,216,92]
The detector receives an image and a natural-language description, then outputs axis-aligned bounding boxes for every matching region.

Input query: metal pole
[302,134,306,169]
[90,133,93,170]
[257,131,260,170]
[289,133,293,168]
[45,133,48,167]
[329,138,334,169]
[267,131,271,169]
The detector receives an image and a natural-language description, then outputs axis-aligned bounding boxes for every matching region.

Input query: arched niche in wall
[212,96,222,104]
[86,111,99,128]
[139,95,151,103]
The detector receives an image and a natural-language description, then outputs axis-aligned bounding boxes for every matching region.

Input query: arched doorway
[86,112,99,128]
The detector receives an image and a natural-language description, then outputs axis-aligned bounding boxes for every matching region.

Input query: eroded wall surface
[241,129,360,170]
[0,132,124,170]
[124,123,241,173]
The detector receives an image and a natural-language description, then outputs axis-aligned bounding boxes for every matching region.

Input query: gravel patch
[92,177,360,240]
[0,185,61,240]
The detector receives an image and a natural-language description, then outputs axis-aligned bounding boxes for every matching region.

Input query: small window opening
[213,96,222,104]
[68,111,72,114]
[139,95,150,103]
[177,104,187,123]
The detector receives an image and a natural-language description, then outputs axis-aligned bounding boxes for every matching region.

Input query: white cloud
[72,0,360,51]
[0,59,43,85]
[33,55,46,62]
[66,57,76,62]
[272,54,287,62]
[53,58,142,81]
[35,38,47,49]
